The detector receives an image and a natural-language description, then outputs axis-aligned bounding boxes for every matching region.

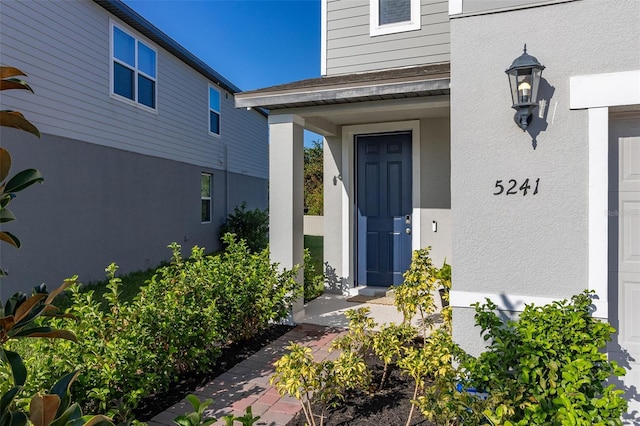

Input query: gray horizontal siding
[0,0,268,179]
[325,0,450,75]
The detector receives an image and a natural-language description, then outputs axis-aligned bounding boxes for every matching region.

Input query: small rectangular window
[370,0,420,36]
[201,173,212,223]
[209,86,221,136]
[379,0,411,25]
[111,22,157,110]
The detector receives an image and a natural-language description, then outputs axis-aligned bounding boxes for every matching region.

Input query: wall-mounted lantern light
[506,44,545,131]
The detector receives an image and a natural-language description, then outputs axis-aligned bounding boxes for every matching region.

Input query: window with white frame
[370,0,421,36]
[201,173,212,223]
[209,85,221,136]
[111,23,157,109]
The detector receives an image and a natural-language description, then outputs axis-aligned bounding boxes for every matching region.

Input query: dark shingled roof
[241,63,449,95]
[235,63,450,110]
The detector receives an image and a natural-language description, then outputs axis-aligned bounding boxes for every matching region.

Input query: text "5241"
[493,178,540,196]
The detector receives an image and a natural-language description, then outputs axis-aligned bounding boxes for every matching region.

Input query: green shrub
[220,202,268,253]
[138,245,226,374]
[409,328,482,425]
[2,236,301,420]
[11,266,170,416]
[0,281,115,426]
[393,247,443,341]
[271,245,628,426]
[303,247,324,302]
[464,291,627,425]
[271,342,367,426]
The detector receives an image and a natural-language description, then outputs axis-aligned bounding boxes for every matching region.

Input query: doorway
[355,132,413,287]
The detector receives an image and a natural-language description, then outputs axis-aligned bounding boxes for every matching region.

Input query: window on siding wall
[201,173,212,223]
[209,86,221,136]
[370,0,421,36]
[111,23,157,110]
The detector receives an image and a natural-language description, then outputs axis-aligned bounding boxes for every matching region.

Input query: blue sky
[123,0,321,90]
[123,0,323,145]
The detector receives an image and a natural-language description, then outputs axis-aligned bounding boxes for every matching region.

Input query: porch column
[268,114,305,322]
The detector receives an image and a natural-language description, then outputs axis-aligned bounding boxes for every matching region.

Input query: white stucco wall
[419,117,452,268]
[450,0,640,355]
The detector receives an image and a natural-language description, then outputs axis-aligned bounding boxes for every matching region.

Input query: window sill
[110,93,158,114]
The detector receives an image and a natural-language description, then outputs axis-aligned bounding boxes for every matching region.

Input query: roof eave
[235,77,451,110]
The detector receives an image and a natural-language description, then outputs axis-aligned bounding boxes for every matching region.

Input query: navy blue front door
[356,132,412,287]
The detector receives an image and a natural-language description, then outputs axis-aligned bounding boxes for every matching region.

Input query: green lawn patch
[304,235,324,302]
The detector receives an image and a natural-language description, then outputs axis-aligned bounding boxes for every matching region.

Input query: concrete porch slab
[300,293,439,332]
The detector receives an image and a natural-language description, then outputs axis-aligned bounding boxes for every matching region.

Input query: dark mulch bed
[287,362,434,426]
[133,324,294,421]
[134,326,434,426]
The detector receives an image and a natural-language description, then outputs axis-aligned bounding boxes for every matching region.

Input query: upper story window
[111,23,157,110]
[209,85,221,136]
[370,0,421,36]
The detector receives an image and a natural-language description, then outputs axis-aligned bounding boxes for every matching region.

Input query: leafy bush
[0,282,114,426]
[274,246,627,426]
[220,202,268,253]
[271,342,367,426]
[303,140,323,216]
[464,291,627,425]
[8,266,170,417]
[143,235,300,347]
[303,248,324,302]
[2,236,301,420]
[393,247,444,341]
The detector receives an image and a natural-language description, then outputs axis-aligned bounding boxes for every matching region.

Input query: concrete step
[349,286,394,298]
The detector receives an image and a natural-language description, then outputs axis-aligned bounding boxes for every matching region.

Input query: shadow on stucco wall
[527,78,556,150]
[323,261,350,295]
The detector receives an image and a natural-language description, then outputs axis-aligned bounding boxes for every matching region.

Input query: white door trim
[570,69,640,319]
[342,120,421,287]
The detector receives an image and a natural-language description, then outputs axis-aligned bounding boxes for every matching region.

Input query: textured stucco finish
[0,129,267,296]
[268,118,305,318]
[450,0,640,355]
[323,134,348,293]
[419,117,452,268]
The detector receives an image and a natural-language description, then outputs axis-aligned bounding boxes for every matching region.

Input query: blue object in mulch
[456,382,489,400]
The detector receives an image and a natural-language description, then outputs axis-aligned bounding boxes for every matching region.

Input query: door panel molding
[342,120,421,288]
[356,132,412,286]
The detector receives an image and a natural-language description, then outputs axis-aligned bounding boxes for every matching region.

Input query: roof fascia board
[270,95,451,118]
[236,78,450,109]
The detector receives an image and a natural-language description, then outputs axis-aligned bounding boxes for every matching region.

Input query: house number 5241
[493,178,540,196]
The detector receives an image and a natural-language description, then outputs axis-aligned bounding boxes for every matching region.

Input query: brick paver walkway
[147,324,347,426]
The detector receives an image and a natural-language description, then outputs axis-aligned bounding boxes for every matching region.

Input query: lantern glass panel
[517,71,533,103]
[530,68,542,104]
[508,72,518,105]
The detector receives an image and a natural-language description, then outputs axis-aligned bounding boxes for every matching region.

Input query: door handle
[405,228,411,234]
